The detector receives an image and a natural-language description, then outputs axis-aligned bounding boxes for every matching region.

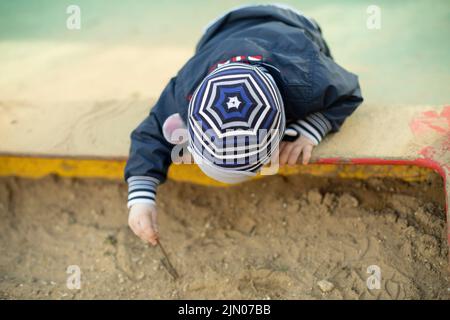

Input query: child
[125,4,363,245]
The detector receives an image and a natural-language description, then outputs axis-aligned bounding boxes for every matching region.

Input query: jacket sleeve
[124,77,179,208]
[310,52,363,133]
[284,111,333,145]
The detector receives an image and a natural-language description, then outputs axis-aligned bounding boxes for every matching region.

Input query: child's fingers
[128,204,159,245]
[302,144,313,164]
[141,227,157,245]
[287,145,303,166]
[150,210,159,235]
[131,221,155,246]
[279,141,286,154]
[128,215,143,237]
[139,216,158,245]
[277,142,285,162]
[279,142,294,165]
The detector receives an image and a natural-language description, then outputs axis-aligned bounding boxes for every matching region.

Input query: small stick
[156,239,179,280]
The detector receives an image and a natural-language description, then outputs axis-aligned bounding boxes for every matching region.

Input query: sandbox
[0,1,449,302]
[0,172,447,299]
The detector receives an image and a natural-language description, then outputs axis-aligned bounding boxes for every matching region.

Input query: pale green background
[1,0,449,105]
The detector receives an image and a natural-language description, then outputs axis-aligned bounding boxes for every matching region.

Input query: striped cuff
[127,176,160,209]
[285,112,332,145]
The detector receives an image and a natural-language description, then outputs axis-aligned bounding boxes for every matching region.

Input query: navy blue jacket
[125,5,363,198]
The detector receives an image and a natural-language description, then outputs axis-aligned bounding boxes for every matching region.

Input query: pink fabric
[162,113,187,144]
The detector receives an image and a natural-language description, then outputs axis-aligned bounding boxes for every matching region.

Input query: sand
[0,174,448,299]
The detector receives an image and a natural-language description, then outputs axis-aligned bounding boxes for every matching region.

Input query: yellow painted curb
[0,155,436,184]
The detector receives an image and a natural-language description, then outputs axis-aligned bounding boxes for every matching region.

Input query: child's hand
[279,135,315,166]
[128,203,159,246]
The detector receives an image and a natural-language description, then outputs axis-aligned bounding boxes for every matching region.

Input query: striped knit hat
[187,63,285,183]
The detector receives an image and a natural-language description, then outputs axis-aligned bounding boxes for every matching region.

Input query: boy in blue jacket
[125,5,363,245]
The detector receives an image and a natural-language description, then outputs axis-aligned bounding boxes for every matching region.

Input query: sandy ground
[0,174,448,300]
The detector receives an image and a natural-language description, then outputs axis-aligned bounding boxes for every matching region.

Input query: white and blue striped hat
[187,63,285,183]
